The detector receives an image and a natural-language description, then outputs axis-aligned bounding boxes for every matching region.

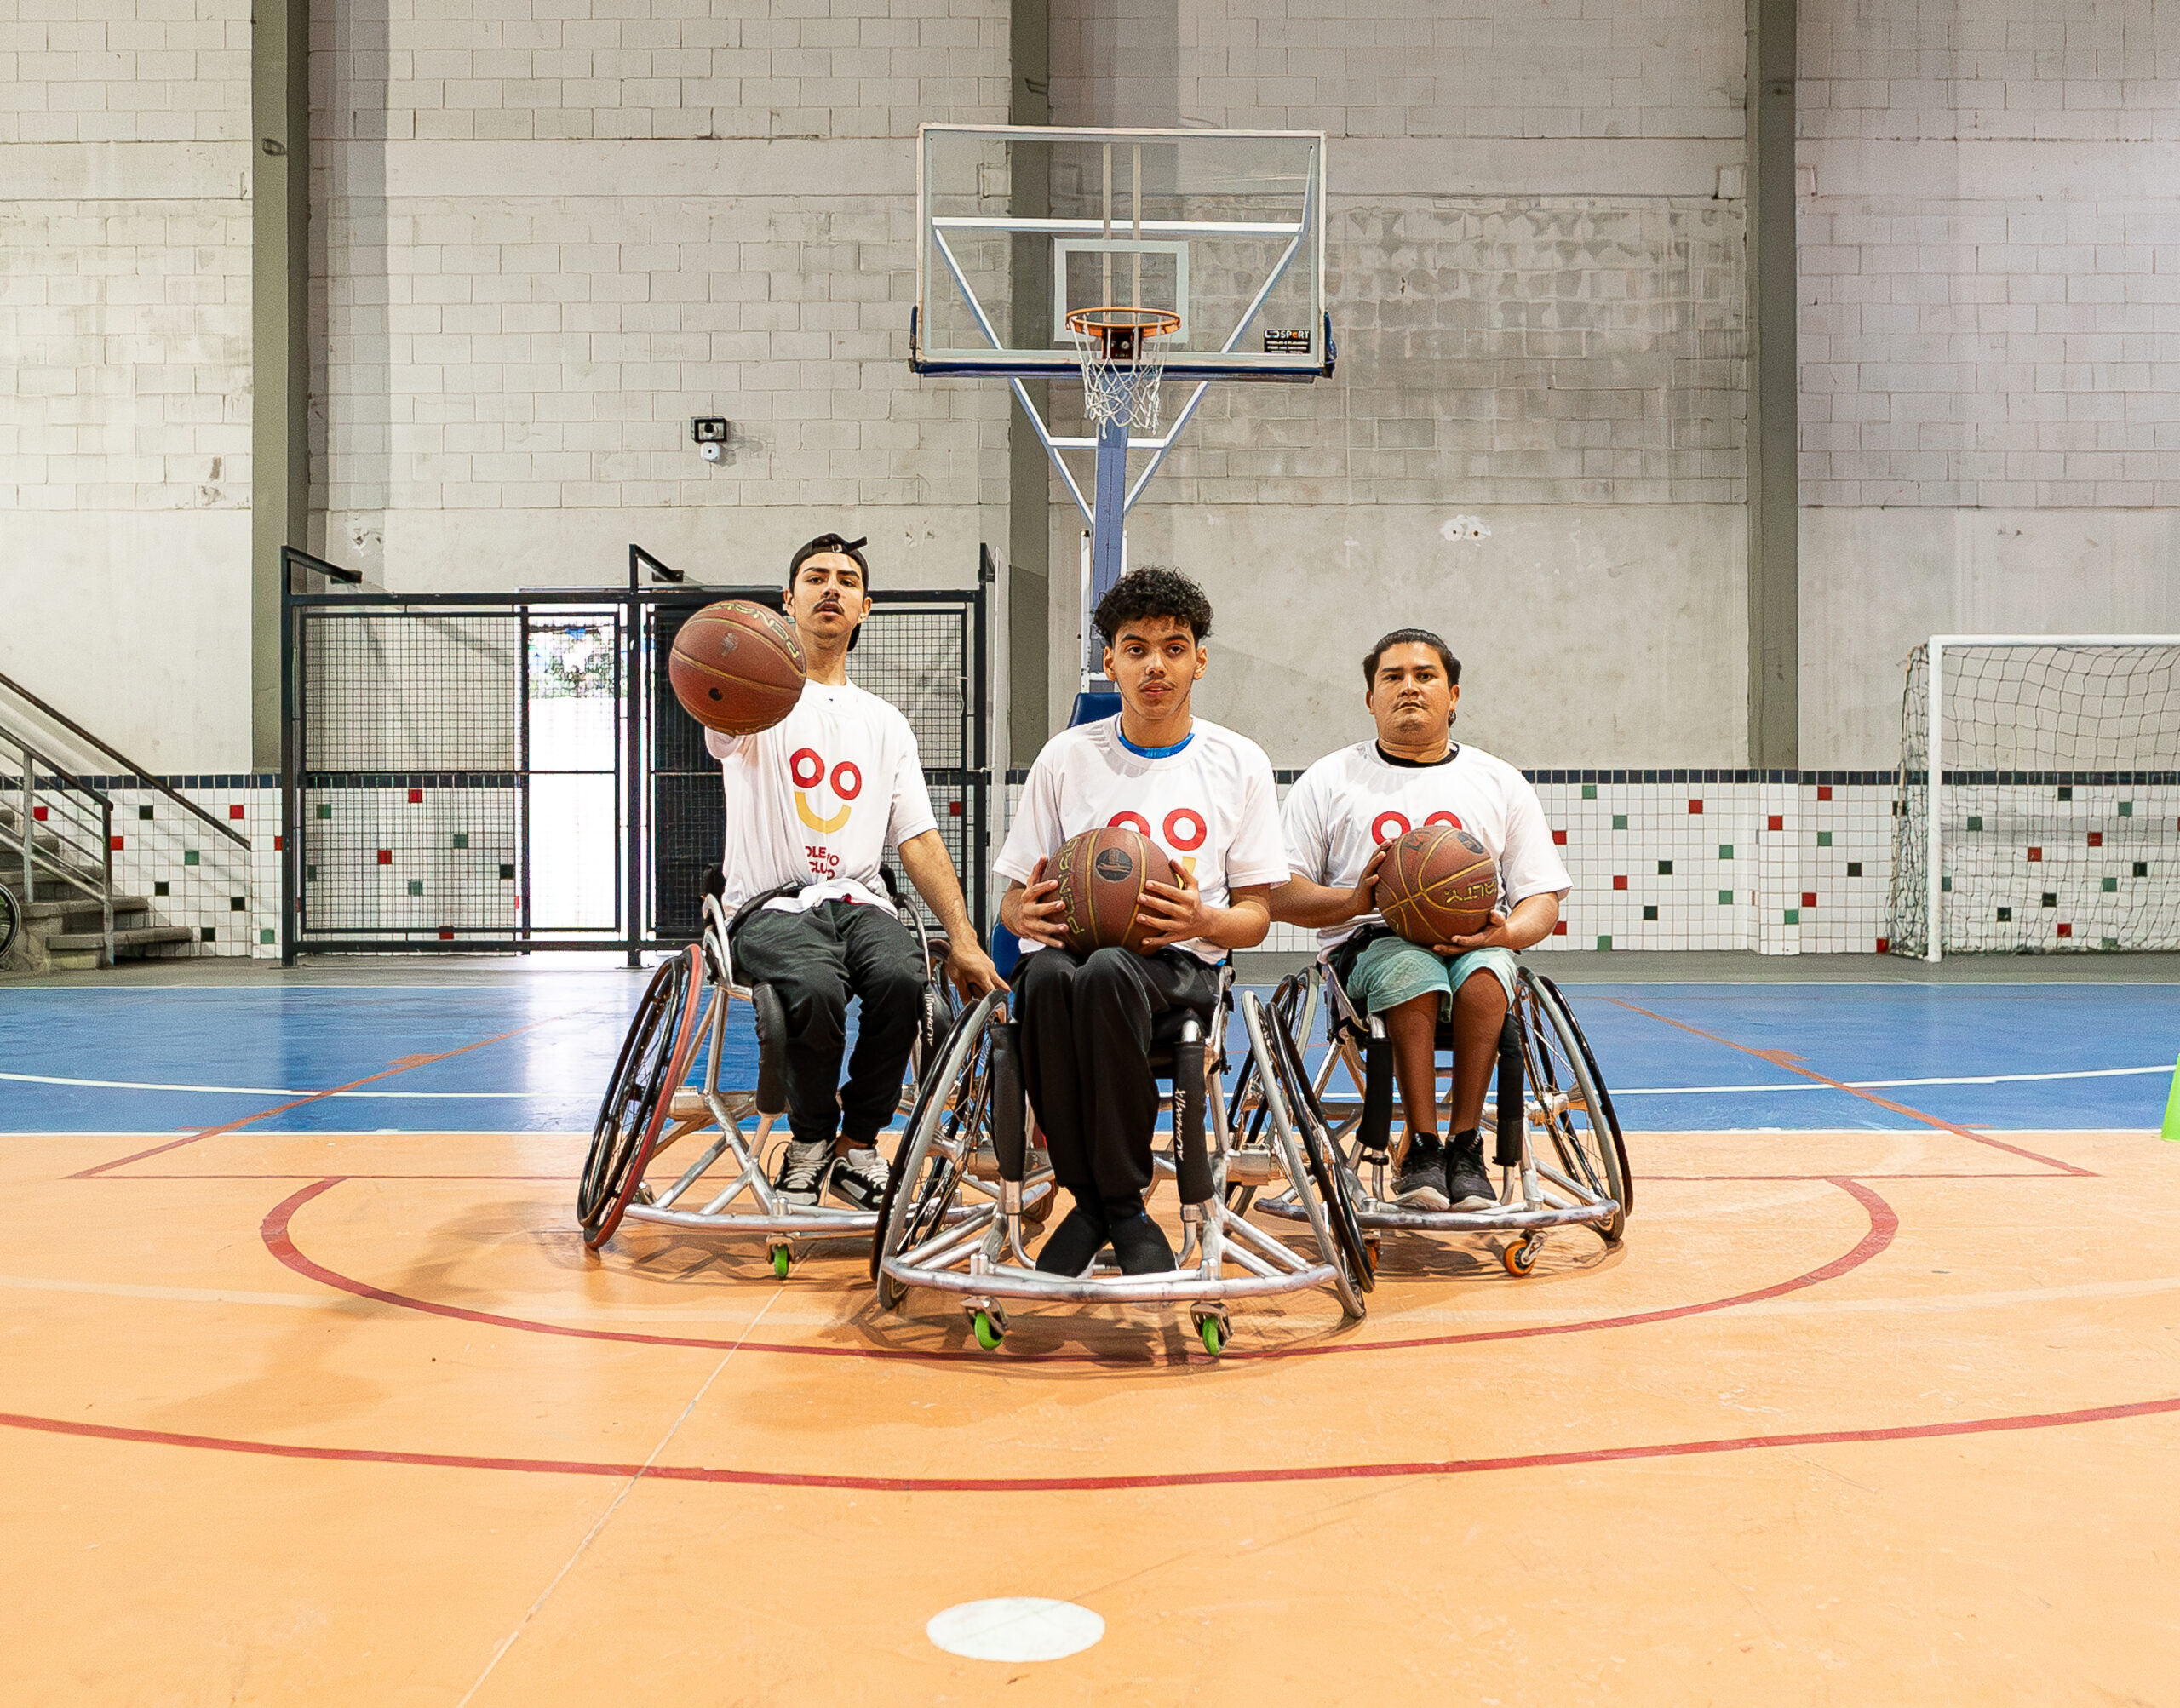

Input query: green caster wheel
[1197,1315,1227,1357]
[770,1246,791,1281]
[972,1309,1005,1351]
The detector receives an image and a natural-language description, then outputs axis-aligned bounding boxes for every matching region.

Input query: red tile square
[2027,846,2042,862]
[1552,829,1568,845]
[228,804,244,820]
[439,929,454,941]
[2086,831,2103,847]
[1816,785,1833,801]
[1687,800,1703,815]
[948,801,962,817]
[1801,891,1817,908]
[1766,814,1783,832]
[376,849,392,865]
[273,836,284,851]
[1612,875,1628,891]
[110,835,123,851]
[1552,921,1567,936]
[32,805,47,822]
[1875,937,1890,954]
[407,788,423,805]
[2057,922,2073,938]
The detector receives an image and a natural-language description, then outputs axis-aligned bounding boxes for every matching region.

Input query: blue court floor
[3,973,2174,1134]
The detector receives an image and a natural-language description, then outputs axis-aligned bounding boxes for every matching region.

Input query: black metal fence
[280,554,991,960]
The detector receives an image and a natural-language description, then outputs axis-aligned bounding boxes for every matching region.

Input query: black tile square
[229,896,246,910]
[2041,891,2057,907]
[1997,907,2012,922]
[153,880,169,897]
[1847,861,1862,877]
[1641,905,1658,921]
[2136,862,2150,877]
[1657,860,1672,875]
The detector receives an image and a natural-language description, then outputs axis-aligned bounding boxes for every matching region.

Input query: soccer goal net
[1888,637,2180,958]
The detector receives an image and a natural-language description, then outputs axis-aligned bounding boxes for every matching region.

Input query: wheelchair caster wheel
[972,1309,1006,1351]
[770,1245,791,1281]
[1196,1315,1228,1357]
[1503,1236,1543,1277]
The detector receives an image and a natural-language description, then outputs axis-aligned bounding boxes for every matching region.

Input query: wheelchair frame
[874,968,1374,1356]
[576,880,959,1275]
[1250,957,1631,1275]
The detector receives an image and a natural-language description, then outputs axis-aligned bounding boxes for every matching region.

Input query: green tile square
[2103,937,2120,949]
[1581,783,1597,800]
[1612,814,1627,830]
[1718,843,1734,860]
[407,880,423,897]
[305,864,317,882]
[1816,831,1832,847]
[2119,801,2134,817]
[1966,815,1982,831]
[1595,935,1612,951]
[452,832,469,850]
[182,849,199,867]
[1941,876,1952,891]
[2102,876,2118,891]
[259,928,275,945]
[1718,889,1734,904]
[1783,908,1800,925]
[316,802,332,819]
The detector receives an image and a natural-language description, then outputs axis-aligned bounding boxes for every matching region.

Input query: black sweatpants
[730,900,925,1147]
[1014,944,1220,1201]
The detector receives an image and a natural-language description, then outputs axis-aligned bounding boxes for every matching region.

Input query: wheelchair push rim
[873,989,1007,1308]
[577,944,706,1251]
[1512,969,1630,1243]
[1237,991,1375,1302]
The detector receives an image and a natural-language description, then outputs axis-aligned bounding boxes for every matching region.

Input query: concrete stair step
[47,926,194,954]
[24,896,150,925]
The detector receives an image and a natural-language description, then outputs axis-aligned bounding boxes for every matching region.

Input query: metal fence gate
[281,570,990,960]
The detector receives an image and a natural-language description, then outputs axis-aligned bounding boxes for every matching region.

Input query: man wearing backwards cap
[707,533,1005,1212]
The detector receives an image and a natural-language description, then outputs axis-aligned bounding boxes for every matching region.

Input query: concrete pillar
[1745,0,1798,770]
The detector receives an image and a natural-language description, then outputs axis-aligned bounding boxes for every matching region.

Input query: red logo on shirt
[791,746,858,835]
[1370,809,1464,844]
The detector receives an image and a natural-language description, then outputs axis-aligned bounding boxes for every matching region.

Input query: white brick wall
[0,0,251,146]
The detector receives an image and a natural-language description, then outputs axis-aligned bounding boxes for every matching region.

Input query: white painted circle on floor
[926,1597,1104,1662]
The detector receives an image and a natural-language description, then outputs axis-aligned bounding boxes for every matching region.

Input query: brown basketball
[1048,825,1180,955]
[1377,823,1500,947]
[668,600,806,735]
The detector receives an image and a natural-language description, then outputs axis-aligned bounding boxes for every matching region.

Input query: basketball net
[1067,307,1179,438]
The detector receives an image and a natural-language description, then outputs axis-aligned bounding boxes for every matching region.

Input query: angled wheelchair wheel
[577,944,705,1251]
[1264,1000,1375,1298]
[872,991,1003,1308]
[1515,970,1632,1242]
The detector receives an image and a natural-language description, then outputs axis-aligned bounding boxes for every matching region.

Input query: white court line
[4,1062,2171,1100]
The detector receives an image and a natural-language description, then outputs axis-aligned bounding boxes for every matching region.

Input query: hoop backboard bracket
[909,123,1333,708]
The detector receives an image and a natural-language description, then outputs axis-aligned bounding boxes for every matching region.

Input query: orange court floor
[4,1118,2177,1704]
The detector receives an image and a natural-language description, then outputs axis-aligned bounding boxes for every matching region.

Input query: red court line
[3,1390,2173,1495]
[261,1174,1896,1367]
[67,1027,541,1179]
[1601,997,2094,1176]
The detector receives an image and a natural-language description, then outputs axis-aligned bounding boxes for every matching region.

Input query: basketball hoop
[1067,306,1180,436]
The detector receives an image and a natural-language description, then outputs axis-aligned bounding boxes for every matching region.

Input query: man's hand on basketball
[1138,863,1216,949]
[1436,910,1512,954]
[1009,858,1070,949]
[1347,843,1389,920]
[945,937,1009,1000]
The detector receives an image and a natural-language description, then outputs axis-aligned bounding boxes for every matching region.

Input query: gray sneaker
[1394,1143,1452,1211]
[829,1145,891,1212]
[774,1138,832,1208]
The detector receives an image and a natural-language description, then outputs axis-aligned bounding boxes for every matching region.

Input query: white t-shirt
[995,716,1289,964]
[705,679,938,916]
[1281,741,1571,949]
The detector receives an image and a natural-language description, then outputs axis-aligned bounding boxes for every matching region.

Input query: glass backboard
[913,124,1328,381]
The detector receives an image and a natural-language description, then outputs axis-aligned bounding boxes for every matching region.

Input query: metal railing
[0,721,114,962]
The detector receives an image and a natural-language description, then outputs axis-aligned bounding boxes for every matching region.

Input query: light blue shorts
[1340,937,1519,1022]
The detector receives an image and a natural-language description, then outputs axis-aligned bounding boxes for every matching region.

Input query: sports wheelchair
[575,869,956,1274]
[1247,952,1631,1274]
[872,966,1374,1356]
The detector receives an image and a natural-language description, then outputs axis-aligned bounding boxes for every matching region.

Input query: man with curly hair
[995,567,1288,1277]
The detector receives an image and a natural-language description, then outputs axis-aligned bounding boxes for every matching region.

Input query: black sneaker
[1035,1199,1109,1276]
[1445,1136,1497,1212]
[828,1145,890,1212]
[774,1138,832,1208]
[1105,1211,1178,1276]
[1394,1141,1450,1211]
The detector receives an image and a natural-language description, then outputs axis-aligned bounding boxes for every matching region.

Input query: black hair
[787,532,870,650]
[1093,565,1214,647]
[789,532,870,589]
[1362,627,1460,691]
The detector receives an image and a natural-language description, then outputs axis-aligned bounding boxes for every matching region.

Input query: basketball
[1376,823,1500,948]
[1048,825,1179,954]
[668,601,806,734]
